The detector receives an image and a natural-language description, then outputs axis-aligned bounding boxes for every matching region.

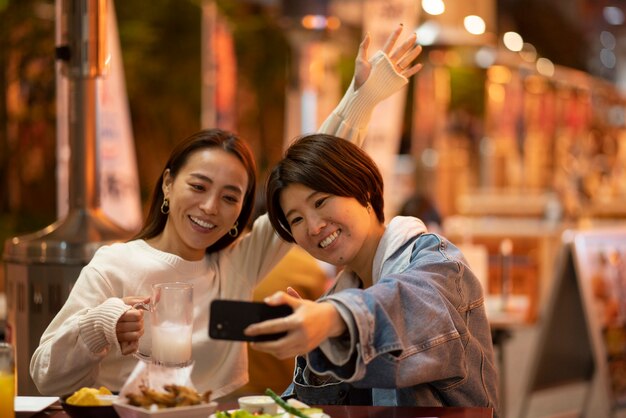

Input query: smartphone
[209,299,293,342]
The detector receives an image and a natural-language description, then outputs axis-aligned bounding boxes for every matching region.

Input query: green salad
[215,411,274,418]
[214,407,324,418]
[214,389,324,418]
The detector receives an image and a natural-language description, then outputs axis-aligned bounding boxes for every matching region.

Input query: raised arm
[318,25,423,145]
[230,27,422,281]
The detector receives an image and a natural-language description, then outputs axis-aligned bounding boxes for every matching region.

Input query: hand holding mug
[117,296,149,355]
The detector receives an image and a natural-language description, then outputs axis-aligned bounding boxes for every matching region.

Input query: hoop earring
[229,221,239,237]
[160,197,170,215]
[366,204,372,214]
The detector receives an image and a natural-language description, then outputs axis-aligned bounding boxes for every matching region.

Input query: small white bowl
[237,395,278,415]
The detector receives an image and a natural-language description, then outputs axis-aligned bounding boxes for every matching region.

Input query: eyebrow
[190,173,244,195]
[284,190,319,219]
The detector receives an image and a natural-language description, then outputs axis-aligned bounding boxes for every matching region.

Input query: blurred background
[1,0,624,246]
[1,0,626,416]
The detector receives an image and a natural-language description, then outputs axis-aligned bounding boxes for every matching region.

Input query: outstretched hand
[355,24,423,90]
[245,291,346,359]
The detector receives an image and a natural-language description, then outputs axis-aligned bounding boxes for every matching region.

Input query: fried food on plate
[125,384,211,409]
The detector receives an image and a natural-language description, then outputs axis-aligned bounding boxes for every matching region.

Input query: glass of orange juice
[0,342,15,418]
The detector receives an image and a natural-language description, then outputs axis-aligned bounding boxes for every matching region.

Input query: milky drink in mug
[135,282,193,367]
[151,321,193,365]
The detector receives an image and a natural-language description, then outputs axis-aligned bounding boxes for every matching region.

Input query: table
[22,402,493,418]
[487,295,533,418]
[309,405,493,417]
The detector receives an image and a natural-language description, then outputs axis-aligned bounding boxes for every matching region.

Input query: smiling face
[279,183,384,274]
[154,147,249,260]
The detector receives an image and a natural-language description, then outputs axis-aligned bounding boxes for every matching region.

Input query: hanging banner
[362,0,419,218]
[201,0,237,131]
[56,0,142,231]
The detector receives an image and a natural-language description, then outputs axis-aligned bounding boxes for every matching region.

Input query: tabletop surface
[18,401,494,418]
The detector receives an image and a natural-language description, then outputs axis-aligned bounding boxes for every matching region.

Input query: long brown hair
[135,129,257,253]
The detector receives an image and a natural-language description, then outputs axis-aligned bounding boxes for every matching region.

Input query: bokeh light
[464,15,486,35]
[536,57,555,76]
[422,0,445,16]
[503,31,524,51]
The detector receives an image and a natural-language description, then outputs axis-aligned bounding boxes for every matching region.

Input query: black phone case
[209,299,293,342]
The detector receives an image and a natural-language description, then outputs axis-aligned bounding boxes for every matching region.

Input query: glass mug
[134,282,194,367]
[0,342,15,418]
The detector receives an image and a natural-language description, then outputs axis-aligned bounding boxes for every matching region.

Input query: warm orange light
[328,16,341,30]
[488,83,505,103]
[487,65,512,84]
[301,15,341,30]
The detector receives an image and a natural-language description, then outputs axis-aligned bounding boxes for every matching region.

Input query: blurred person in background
[398,193,443,233]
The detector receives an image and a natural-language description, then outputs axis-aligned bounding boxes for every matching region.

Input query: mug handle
[132,302,152,362]
[133,302,150,311]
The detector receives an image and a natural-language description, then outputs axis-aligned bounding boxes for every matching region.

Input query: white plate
[210,408,330,418]
[15,396,59,412]
[113,400,217,418]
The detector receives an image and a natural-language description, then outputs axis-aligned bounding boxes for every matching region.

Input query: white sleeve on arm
[220,214,292,291]
[29,270,129,395]
[318,51,408,145]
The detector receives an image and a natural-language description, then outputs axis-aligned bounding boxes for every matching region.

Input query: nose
[199,193,219,214]
[307,214,326,236]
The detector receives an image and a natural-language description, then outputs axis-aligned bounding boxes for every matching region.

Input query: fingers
[244,314,291,338]
[286,287,301,299]
[357,32,371,63]
[389,32,417,60]
[120,340,139,356]
[116,321,143,340]
[379,25,423,77]
[249,326,309,359]
[403,62,423,79]
[381,24,404,55]
[263,290,295,307]
[122,296,150,306]
[116,308,144,349]
[119,308,144,322]
[391,39,422,74]
[392,35,419,65]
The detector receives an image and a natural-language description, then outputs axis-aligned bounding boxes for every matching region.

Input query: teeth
[319,230,340,249]
[190,216,215,229]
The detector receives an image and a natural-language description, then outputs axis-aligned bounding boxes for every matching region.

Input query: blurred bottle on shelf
[0,342,15,418]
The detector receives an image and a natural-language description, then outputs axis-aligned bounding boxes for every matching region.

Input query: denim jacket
[284,216,499,417]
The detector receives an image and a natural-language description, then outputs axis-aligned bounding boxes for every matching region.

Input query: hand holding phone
[209,299,293,342]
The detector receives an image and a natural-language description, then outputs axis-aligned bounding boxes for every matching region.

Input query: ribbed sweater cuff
[320,51,408,143]
[79,297,130,354]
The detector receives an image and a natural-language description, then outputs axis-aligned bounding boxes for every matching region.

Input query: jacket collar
[372,216,427,283]
[331,216,427,291]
